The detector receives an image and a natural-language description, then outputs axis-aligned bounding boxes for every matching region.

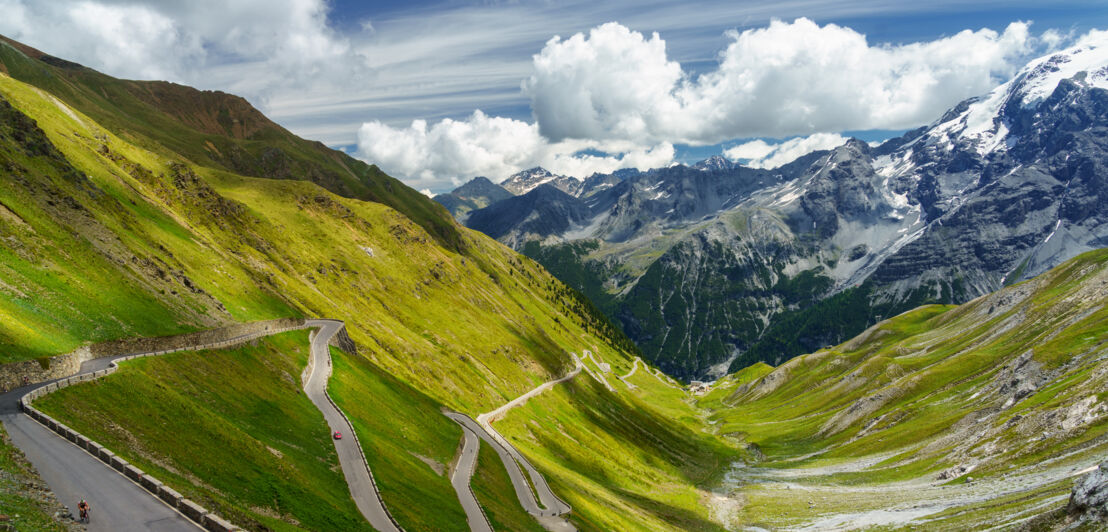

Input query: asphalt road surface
[1,412,199,531]
[303,319,400,532]
[447,412,575,531]
[0,345,205,531]
[0,320,400,532]
[447,422,493,532]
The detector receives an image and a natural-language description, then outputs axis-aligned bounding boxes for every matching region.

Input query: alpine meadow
[2,3,1108,532]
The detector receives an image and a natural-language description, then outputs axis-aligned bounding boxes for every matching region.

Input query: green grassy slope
[0,35,464,252]
[0,69,620,407]
[493,353,744,531]
[702,248,1108,530]
[471,439,546,532]
[37,331,371,531]
[328,347,468,531]
[7,38,1108,530]
[0,84,290,361]
[0,56,739,530]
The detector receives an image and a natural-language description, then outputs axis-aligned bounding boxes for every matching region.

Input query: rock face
[465,184,592,248]
[1069,462,1108,520]
[456,38,1108,379]
[692,155,738,172]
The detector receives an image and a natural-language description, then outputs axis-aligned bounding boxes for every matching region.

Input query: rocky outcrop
[499,167,581,196]
[466,184,592,247]
[1069,462,1108,520]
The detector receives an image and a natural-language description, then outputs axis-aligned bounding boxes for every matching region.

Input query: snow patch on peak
[694,155,735,172]
[1014,35,1108,108]
[928,33,1108,157]
[500,167,583,195]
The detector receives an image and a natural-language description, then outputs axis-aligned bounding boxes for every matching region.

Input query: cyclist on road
[77,499,90,523]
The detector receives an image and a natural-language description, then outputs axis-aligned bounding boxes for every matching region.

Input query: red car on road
[333,430,342,440]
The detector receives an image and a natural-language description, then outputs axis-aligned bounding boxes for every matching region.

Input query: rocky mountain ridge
[455,37,1108,379]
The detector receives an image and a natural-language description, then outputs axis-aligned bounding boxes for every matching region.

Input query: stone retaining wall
[328,325,358,355]
[0,318,305,392]
[18,319,311,532]
[0,348,90,396]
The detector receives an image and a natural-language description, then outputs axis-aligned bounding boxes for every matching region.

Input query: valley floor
[711,440,1104,530]
[695,249,1108,531]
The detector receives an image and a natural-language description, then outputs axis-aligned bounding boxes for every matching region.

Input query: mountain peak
[505,167,554,181]
[500,166,582,196]
[927,35,1108,157]
[433,176,512,219]
[692,155,736,171]
[1010,37,1108,108]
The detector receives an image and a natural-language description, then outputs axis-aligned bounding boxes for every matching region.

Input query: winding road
[0,320,403,532]
[445,355,585,531]
[619,356,680,389]
[579,350,614,392]
[2,324,649,532]
[447,421,493,532]
[618,357,641,389]
[2,409,199,531]
[303,319,400,532]
[0,355,205,530]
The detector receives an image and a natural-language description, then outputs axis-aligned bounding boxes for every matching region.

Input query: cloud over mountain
[724,133,849,169]
[0,0,365,103]
[527,19,1037,144]
[356,111,673,190]
[357,18,1051,188]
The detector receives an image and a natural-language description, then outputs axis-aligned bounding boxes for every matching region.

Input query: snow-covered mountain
[692,155,738,172]
[499,167,581,195]
[459,37,1108,379]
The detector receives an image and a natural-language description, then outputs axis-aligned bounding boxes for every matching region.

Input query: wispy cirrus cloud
[2,0,1104,191]
[358,17,1061,188]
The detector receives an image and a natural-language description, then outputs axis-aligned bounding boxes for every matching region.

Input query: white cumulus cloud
[724,134,849,169]
[359,18,1052,190]
[356,111,673,191]
[0,0,363,104]
[525,18,1039,145]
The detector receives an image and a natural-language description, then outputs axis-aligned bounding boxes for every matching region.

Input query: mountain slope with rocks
[0,34,744,532]
[698,247,1108,530]
[455,37,1108,380]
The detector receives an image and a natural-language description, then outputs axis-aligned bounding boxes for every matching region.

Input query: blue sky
[2,1,1106,192]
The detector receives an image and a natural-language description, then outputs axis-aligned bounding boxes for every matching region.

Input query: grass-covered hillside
[0,38,741,531]
[699,248,1108,530]
[0,35,462,252]
[7,33,1108,532]
[0,64,612,411]
[37,332,373,532]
